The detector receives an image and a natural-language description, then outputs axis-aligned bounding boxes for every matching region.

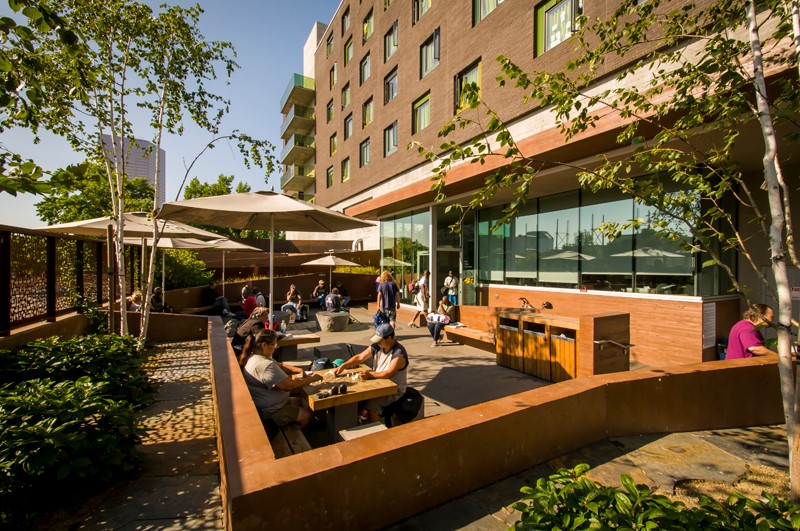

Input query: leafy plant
[513,464,800,530]
[156,248,214,290]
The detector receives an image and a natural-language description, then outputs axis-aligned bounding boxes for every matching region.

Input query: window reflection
[538,191,579,288]
[580,189,633,291]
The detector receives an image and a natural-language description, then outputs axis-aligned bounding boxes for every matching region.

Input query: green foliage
[35,161,154,224]
[513,464,800,530]
[156,248,213,290]
[71,293,108,334]
[0,332,151,526]
[335,265,380,275]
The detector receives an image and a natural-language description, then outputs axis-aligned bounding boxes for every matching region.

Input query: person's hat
[370,323,394,343]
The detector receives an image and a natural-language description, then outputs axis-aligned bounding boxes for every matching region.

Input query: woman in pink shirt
[726,303,776,359]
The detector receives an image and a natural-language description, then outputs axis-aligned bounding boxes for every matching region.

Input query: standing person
[427,295,457,347]
[726,303,777,359]
[239,329,322,428]
[443,271,459,306]
[377,270,401,329]
[311,279,328,308]
[408,270,430,328]
[252,286,267,308]
[333,323,407,423]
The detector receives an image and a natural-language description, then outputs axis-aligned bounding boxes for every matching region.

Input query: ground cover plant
[513,464,800,530]
[0,333,152,527]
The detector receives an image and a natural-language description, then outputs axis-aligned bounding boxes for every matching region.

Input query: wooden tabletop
[302,365,397,412]
[278,333,320,347]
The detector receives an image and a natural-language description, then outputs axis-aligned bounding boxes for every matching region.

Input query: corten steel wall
[209,318,784,530]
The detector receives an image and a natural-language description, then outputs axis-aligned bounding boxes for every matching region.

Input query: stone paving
[74,308,791,530]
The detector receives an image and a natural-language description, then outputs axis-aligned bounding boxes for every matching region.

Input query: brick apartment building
[279,0,799,367]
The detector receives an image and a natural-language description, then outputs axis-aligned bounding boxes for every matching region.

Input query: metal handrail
[593,339,635,350]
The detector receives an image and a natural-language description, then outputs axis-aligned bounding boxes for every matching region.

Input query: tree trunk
[746,0,798,501]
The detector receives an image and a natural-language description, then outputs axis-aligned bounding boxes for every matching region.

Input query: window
[341,158,350,182]
[455,60,481,112]
[473,0,504,25]
[412,0,431,24]
[362,97,374,126]
[383,121,398,156]
[535,0,579,55]
[360,53,371,85]
[326,33,334,58]
[344,36,353,65]
[384,67,398,104]
[363,10,374,42]
[326,99,334,123]
[329,64,337,89]
[360,138,371,167]
[342,7,350,34]
[420,28,440,78]
[326,166,334,188]
[412,92,431,134]
[384,20,398,62]
[344,113,353,139]
[330,133,337,156]
[341,83,350,109]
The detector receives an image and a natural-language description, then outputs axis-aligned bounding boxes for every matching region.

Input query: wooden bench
[180,305,215,315]
[445,326,495,346]
[269,424,312,458]
[443,305,507,352]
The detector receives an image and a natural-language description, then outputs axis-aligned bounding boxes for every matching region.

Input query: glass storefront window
[538,191,579,288]
[478,206,507,283]
[580,189,634,291]
[506,202,538,286]
[380,209,430,303]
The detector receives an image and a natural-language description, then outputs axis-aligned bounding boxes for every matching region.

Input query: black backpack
[383,386,423,427]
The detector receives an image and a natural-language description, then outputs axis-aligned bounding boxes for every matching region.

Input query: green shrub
[512,464,800,530]
[0,377,143,525]
[0,334,153,406]
[157,249,213,290]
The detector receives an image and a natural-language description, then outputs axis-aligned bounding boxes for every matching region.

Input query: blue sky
[0,1,337,228]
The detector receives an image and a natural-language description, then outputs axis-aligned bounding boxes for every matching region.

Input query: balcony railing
[280,74,315,114]
[280,104,315,140]
[280,134,315,165]
[280,165,316,192]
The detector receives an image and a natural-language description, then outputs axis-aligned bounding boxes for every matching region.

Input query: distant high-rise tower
[101,135,166,206]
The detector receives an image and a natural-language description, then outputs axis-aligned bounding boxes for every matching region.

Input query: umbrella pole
[222,250,226,300]
[162,251,165,306]
[269,215,274,328]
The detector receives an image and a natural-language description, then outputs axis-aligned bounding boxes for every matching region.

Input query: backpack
[383,386,423,427]
[224,318,241,338]
[373,310,389,328]
[409,279,420,294]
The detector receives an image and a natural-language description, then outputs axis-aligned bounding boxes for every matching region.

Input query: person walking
[377,270,400,329]
[443,271,459,306]
[408,270,430,328]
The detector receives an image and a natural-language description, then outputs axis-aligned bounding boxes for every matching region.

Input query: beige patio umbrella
[542,250,596,261]
[122,237,263,300]
[610,247,684,258]
[301,254,360,288]
[41,212,222,239]
[157,191,374,325]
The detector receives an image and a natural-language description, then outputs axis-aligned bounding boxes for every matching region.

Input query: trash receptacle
[496,311,522,371]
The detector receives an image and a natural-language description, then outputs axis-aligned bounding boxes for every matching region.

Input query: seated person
[427,295,456,347]
[201,284,231,316]
[726,303,777,358]
[240,288,258,319]
[150,287,173,313]
[252,286,267,308]
[128,291,143,312]
[311,279,328,308]
[325,288,343,312]
[333,323,408,423]
[238,329,322,428]
[334,281,350,307]
[231,307,270,355]
[281,284,308,321]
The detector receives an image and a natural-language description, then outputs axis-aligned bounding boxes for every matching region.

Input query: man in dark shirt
[377,272,400,329]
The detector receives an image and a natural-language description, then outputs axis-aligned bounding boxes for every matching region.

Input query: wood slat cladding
[487,286,739,367]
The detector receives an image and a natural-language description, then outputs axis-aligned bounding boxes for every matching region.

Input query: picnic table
[303,365,397,441]
[274,332,320,361]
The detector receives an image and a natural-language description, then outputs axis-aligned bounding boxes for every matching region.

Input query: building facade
[281,0,799,366]
[102,135,167,206]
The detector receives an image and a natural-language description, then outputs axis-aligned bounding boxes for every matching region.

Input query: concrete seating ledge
[207,317,783,530]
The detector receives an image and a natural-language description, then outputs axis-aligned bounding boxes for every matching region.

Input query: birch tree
[413,0,800,498]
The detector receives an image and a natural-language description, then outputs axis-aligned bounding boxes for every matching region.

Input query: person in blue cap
[333,323,408,423]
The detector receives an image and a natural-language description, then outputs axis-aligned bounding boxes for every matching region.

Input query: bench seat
[270,424,312,458]
[181,305,215,315]
[445,326,495,349]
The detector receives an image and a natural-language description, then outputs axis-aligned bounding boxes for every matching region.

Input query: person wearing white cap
[333,323,408,423]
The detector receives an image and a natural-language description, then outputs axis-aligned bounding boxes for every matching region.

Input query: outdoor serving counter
[496,310,631,381]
